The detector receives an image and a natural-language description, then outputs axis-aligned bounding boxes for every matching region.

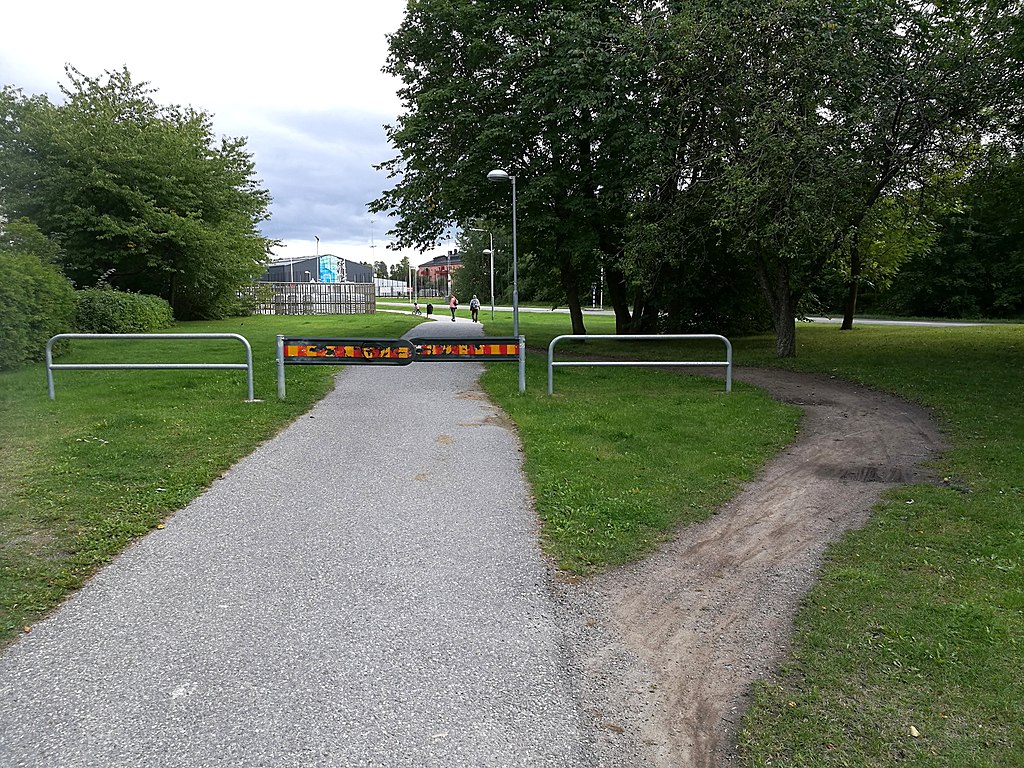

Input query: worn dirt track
[568,366,946,767]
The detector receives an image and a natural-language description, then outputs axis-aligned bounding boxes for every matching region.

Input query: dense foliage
[879,149,1024,319]
[0,219,77,371]
[0,67,273,321]
[75,287,174,334]
[372,0,1023,354]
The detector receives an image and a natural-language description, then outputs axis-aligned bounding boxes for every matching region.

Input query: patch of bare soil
[563,367,946,767]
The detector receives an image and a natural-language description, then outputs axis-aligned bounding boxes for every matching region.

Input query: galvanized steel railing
[46,333,255,401]
[547,334,732,395]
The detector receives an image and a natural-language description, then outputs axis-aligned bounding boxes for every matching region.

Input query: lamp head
[482,248,492,255]
[487,169,510,183]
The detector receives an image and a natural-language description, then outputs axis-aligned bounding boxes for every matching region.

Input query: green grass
[482,356,797,572]
[476,317,1023,765]
[4,308,1022,767]
[0,314,422,645]
[730,323,1024,767]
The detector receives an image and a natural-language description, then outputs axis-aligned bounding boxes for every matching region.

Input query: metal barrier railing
[46,333,256,401]
[547,334,732,394]
[275,335,527,399]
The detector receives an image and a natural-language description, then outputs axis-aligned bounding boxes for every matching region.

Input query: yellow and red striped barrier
[275,336,525,398]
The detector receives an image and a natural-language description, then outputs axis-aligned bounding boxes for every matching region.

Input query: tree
[0,67,273,319]
[388,255,411,283]
[371,0,660,335]
[0,219,77,370]
[373,260,390,280]
[882,148,1024,318]
[647,0,1023,354]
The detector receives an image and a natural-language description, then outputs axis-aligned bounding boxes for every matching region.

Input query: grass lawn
[475,312,1022,766]
[725,322,1024,767]
[479,310,795,571]
[2,308,1021,767]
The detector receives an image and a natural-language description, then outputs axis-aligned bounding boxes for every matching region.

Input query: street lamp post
[446,251,452,297]
[470,227,495,320]
[486,169,518,337]
[482,247,495,320]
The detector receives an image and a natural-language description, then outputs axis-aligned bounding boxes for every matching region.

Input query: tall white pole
[487,169,520,337]
[510,175,518,338]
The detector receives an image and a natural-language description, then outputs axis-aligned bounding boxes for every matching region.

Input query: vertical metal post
[244,340,255,402]
[276,335,286,400]
[547,336,555,395]
[511,176,519,339]
[518,335,526,394]
[724,337,733,393]
[46,336,57,400]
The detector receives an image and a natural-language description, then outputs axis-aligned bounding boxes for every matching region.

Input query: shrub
[75,288,175,333]
[0,248,77,372]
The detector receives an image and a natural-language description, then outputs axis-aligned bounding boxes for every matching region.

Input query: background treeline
[0,66,273,370]
[372,0,1024,355]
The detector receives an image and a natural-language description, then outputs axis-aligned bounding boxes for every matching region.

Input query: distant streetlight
[470,227,495,320]
[486,169,519,337]
[304,271,311,282]
[482,248,495,321]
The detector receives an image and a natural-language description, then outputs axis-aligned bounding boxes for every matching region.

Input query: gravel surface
[0,318,619,767]
[563,367,946,768]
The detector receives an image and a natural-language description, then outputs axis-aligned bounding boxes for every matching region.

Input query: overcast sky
[1,0,450,269]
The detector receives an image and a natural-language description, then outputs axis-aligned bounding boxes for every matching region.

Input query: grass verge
[482,354,797,572]
[478,315,1022,766]
[731,322,1024,767]
[0,314,422,646]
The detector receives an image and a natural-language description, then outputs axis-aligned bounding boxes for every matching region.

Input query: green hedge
[75,288,175,334]
[0,252,77,371]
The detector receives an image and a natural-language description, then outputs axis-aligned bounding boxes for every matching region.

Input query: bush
[0,251,77,371]
[75,288,175,333]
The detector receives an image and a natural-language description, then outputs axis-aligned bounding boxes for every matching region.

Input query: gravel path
[0,319,605,767]
[561,367,946,767]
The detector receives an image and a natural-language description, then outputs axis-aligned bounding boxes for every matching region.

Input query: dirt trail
[568,367,945,767]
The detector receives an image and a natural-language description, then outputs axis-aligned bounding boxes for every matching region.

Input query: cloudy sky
[1,0,450,269]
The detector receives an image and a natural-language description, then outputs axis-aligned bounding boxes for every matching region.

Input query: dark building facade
[261,256,372,284]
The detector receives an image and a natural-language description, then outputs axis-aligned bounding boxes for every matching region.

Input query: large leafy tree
[883,147,1024,318]
[683,0,1023,352]
[371,0,656,334]
[374,0,1021,354]
[0,67,272,319]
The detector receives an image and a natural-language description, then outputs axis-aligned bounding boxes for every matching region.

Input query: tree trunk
[756,257,798,357]
[557,250,587,335]
[841,241,861,330]
[605,263,633,334]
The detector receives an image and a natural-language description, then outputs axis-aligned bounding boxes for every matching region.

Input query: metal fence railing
[547,334,733,395]
[240,282,376,315]
[46,333,255,402]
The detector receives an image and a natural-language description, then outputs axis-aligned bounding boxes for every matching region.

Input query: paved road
[0,318,592,767]
[381,302,988,327]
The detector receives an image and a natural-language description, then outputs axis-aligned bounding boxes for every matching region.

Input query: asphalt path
[381,301,987,327]
[0,318,591,767]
